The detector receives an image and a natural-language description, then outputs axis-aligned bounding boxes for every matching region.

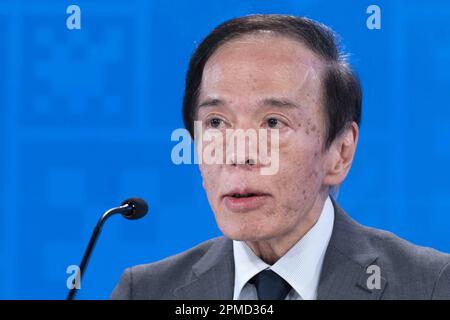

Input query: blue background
[0,0,449,299]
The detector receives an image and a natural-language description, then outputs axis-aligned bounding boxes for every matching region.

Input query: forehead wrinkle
[198,97,225,109]
[202,62,322,101]
[259,97,303,110]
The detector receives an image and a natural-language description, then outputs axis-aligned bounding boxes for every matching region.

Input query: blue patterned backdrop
[0,0,449,299]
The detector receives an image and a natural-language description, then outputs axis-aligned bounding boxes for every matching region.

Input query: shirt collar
[233,196,335,300]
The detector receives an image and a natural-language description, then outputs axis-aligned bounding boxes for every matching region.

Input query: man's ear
[323,122,359,186]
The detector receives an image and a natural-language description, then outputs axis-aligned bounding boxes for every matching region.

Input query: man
[111,15,450,300]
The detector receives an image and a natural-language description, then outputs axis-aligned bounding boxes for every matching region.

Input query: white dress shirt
[233,196,335,300]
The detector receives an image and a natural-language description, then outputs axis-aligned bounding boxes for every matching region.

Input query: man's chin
[218,224,278,242]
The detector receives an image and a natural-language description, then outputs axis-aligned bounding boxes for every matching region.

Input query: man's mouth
[222,189,270,212]
[223,188,269,198]
[229,193,260,198]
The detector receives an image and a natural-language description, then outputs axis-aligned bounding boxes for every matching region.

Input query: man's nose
[227,151,258,167]
[225,131,259,168]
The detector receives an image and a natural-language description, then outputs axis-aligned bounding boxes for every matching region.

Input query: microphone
[67,197,148,300]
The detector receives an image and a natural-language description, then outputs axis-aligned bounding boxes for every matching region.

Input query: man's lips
[222,189,270,212]
[222,188,270,198]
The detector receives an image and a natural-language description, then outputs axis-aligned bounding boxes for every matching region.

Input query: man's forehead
[201,35,322,97]
[197,34,324,115]
[200,58,320,108]
[204,33,325,74]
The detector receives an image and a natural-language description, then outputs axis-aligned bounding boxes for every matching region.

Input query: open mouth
[230,193,259,198]
[222,190,270,212]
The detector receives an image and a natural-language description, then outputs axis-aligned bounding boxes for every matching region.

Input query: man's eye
[208,118,223,128]
[267,118,281,128]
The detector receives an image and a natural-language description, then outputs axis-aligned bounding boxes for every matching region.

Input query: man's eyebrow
[197,97,303,109]
[198,98,225,108]
[262,97,303,109]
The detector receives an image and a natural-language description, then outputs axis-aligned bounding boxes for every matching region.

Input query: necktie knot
[249,269,292,300]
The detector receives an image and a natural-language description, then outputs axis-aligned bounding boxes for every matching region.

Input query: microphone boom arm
[66,204,134,300]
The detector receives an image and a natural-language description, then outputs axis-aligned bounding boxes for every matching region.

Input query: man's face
[196,34,331,242]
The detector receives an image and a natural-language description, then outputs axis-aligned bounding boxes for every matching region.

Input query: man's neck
[245,191,329,265]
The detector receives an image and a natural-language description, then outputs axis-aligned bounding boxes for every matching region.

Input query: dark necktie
[249,269,292,300]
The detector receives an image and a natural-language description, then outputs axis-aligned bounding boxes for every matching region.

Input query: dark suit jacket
[111,201,450,299]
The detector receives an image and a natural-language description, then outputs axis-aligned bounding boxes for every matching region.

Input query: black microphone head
[121,197,148,220]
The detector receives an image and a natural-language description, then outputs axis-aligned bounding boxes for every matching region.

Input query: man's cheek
[200,165,213,190]
[277,144,305,172]
[275,150,313,185]
[202,165,222,190]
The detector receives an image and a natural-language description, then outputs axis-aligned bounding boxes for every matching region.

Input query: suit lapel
[317,199,387,299]
[174,237,235,299]
[317,245,387,299]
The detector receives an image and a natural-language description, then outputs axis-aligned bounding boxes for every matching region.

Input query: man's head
[183,15,361,245]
